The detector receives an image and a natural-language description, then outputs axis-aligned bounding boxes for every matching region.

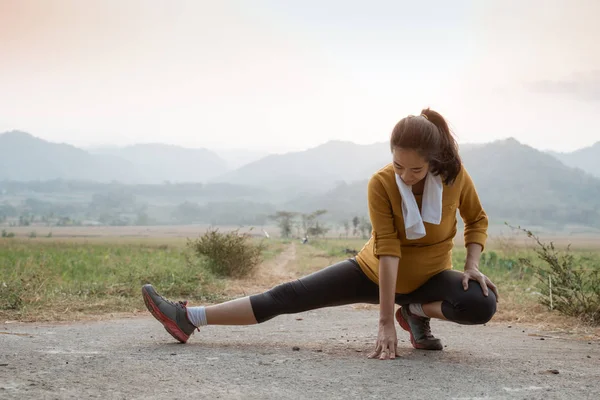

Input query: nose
[401,172,413,184]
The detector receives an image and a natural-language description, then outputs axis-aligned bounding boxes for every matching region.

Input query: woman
[142,108,499,360]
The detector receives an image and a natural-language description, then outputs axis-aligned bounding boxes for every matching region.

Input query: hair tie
[420,114,429,120]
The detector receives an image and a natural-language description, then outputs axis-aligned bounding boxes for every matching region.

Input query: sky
[0,0,599,153]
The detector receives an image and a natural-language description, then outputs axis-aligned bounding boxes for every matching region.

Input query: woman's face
[392,147,429,186]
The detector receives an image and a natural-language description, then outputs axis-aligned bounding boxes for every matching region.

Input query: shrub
[516,226,600,325]
[0,281,23,310]
[1,230,15,238]
[187,228,265,278]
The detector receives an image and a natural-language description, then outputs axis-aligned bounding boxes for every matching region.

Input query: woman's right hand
[368,320,399,360]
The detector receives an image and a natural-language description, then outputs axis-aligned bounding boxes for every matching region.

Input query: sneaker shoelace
[161,296,188,310]
[163,298,198,332]
[421,318,435,340]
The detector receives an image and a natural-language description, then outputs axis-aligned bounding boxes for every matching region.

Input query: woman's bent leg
[392,270,497,350]
[396,270,497,325]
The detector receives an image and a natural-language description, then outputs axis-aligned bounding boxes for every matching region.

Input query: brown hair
[390,108,462,185]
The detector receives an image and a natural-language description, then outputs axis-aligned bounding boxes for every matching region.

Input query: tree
[269,211,298,238]
[171,201,201,223]
[57,217,72,226]
[301,210,328,237]
[0,203,18,217]
[343,221,350,238]
[352,216,360,236]
[307,221,329,238]
[135,212,150,226]
[359,217,372,239]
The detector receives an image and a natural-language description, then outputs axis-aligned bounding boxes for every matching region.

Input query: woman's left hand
[462,264,499,301]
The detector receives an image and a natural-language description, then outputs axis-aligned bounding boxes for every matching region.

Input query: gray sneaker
[396,306,443,350]
[142,284,198,343]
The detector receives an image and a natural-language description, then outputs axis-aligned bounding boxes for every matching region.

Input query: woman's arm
[365,174,402,360]
[458,169,488,250]
[378,255,399,324]
[465,243,482,270]
[368,255,400,360]
[458,169,498,300]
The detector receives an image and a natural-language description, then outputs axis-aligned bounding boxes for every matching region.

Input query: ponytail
[420,108,462,185]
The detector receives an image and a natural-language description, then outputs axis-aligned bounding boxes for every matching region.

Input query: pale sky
[1,0,599,153]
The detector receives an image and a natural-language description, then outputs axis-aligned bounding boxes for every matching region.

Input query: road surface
[1,306,599,400]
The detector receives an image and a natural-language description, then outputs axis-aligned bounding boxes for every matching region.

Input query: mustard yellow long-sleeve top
[356,163,488,294]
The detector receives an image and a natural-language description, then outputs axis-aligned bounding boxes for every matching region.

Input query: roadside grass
[300,237,600,332]
[0,236,286,322]
[0,238,210,321]
[1,235,599,335]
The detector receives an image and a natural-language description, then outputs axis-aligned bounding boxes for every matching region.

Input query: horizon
[1,1,599,153]
[2,128,597,156]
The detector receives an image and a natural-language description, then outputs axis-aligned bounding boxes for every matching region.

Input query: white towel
[395,172,443,240]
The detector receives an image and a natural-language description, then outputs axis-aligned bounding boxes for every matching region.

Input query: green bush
[187,228,265,278]
[517,227,600,325]
[1,230,15,238]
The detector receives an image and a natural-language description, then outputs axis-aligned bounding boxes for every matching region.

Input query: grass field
[1,232,599,336]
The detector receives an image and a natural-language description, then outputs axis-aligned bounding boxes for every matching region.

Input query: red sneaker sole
[142,288,190,344]
[395,308,419,349]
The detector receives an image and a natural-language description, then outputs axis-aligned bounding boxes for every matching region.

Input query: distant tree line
[2,174,600,230]
[269,210,373,240]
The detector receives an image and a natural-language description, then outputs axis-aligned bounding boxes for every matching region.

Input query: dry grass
[2,232,599,340]
[1,224,277,239]
[7,224,598,249]
[223,242,298,298]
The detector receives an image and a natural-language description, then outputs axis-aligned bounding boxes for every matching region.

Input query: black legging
[250,258,497,325]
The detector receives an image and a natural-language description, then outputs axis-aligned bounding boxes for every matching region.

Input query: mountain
[0,131,230,183]
[90,143,229,183]
[212,140,391,193]
[287,138,600,228]
[213,140,491,192]
[2,131,600,229]
[284,179,369,221]
[461,138,600,227]
[0,131,137,182]
[548,142,600,178]
[212,149,270,170]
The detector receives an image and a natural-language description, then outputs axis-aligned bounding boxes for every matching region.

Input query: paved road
[1,307,599,400]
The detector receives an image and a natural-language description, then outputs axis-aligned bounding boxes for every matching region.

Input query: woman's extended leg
[142,259,380,343]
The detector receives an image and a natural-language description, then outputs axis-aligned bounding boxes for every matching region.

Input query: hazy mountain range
[0,131,230,183]
[549,142,600,178]
[1,130,599,229]
[2,130,598,185]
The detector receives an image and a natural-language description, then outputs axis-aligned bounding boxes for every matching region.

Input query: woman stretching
[142,108,499,360]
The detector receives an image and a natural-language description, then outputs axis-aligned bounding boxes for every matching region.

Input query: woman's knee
[250,281,301,323]
[464,291,497,324]
[445,282,497,325]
